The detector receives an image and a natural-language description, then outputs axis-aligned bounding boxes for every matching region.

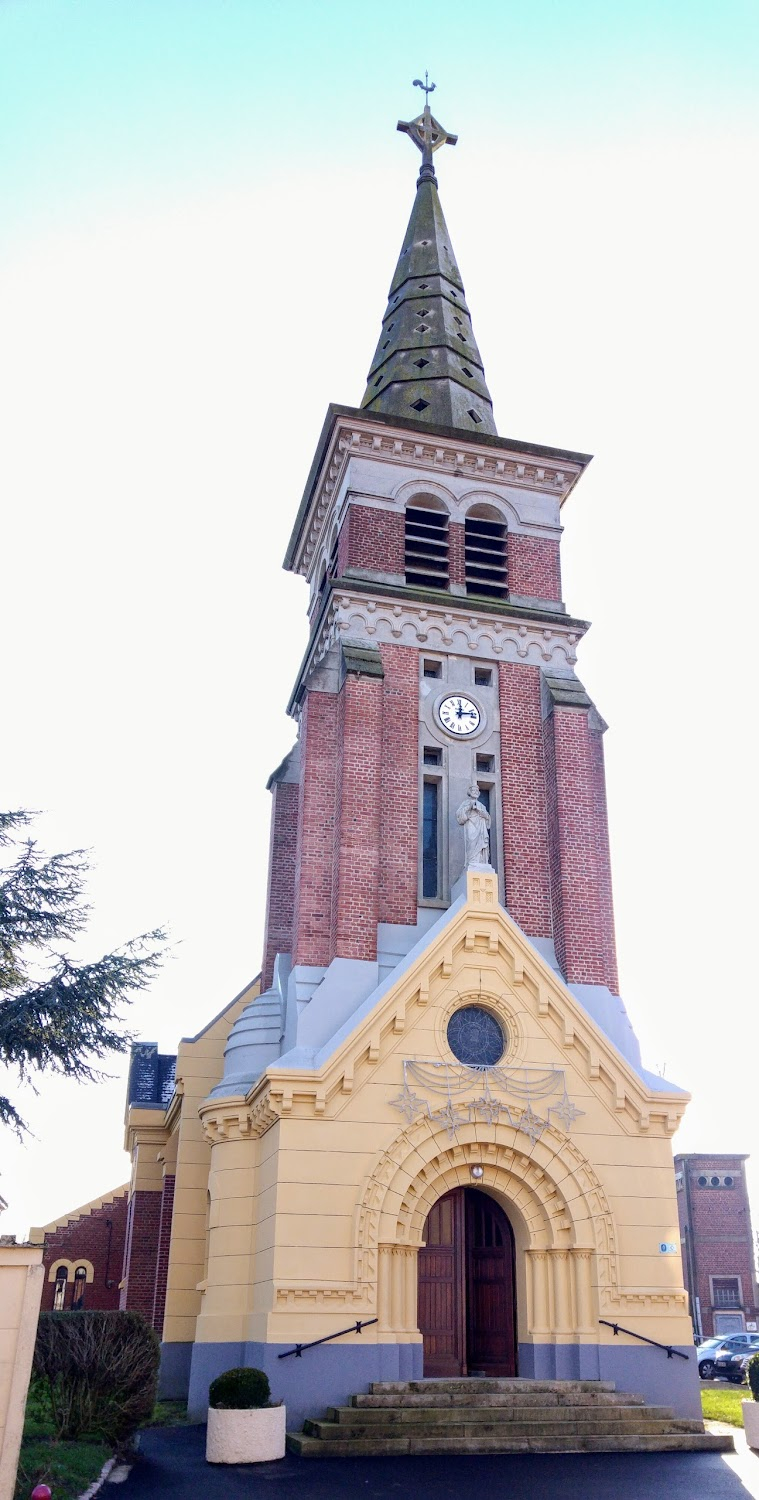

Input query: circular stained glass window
[447,1006,505,1067]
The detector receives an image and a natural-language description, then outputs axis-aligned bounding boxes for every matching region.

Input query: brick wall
[39,1191,128,1312]
[589,720,619,994]
[498,663,552,938]
[292,691,339,967]
[542,712,564,970]
[331,671,384,960]
[337,501,561,606]
[120,1189,162,1324]
[261,779,299,990]
[508,534,562,603]
[379,644,419,925]
[151,1173,175,1336]
[544,708,618,990]
[676,1157,759,1337]
[340,505,405,577]
[449,522,465,588]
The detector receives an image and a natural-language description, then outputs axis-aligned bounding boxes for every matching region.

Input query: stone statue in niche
[456,781,491,867]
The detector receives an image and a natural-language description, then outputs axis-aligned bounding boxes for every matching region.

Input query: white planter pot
[742,1400,759,1450]
[206,1404,286,1463]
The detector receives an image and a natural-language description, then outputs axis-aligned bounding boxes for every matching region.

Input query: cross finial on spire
[398,77,458,188]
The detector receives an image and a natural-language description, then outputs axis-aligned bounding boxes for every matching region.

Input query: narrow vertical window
[53,1267,67,1311]
[72,1266,86,1311]
[465,510,508,599]
[405,502,449,589]
[474,775,499,877]
[478,784,494,870]
[422,779,440,899]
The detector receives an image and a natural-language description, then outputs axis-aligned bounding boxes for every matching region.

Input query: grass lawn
[14,1384,188,1499]
[145,1399,190,1427]
[14,1382,110,1500]
[701,1385,748,1427]
[15,1437,111,1500]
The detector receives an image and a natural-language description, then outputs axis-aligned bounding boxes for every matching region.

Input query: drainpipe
[682,1160,702,1338]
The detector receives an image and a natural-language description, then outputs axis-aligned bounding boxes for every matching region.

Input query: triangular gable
[249,870,688,1139]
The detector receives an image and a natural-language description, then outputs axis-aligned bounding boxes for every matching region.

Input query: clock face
[437,694,482,737]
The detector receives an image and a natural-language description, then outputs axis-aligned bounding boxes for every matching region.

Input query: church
[116,93,711,1447]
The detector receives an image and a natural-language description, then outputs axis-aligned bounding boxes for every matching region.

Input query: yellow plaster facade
[0,1243,44,1500]
[123,980,260,1349]
[193,872,692,1361]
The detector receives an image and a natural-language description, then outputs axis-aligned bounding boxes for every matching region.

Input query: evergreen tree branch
[0,843,90,986]
[0,811,168,1135]
[0,931,167,1079]
[0,810,37,845]
[0,1094,26,1137]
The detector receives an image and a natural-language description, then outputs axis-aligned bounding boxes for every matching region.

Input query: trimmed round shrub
[208,1367,271,1410]
[748,1353,759,1401]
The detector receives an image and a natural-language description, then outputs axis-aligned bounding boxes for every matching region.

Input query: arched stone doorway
[417,1187,517,1376]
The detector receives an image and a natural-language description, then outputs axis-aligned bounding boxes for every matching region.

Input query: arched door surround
[363,1119,607,1346]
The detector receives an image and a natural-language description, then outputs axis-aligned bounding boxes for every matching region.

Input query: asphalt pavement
[112,1422,759,1500]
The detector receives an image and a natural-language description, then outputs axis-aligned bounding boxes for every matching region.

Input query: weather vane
[398,75,457,187]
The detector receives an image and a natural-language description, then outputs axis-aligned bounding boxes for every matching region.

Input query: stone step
[328,1403,682,1426]
[288,1431,735,1458]
[370,1378,619,1395]
[306,1417,704,1441]
[353,1389,648,1409]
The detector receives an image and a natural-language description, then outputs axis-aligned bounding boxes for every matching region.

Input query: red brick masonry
[39,1189,128,1312]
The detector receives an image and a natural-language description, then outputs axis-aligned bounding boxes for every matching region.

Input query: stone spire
[360,86,496,435]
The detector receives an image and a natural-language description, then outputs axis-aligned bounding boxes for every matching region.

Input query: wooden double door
[418,1187,517,1376]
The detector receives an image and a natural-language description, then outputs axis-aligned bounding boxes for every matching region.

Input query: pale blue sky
[1,1,757,1237]
[2,0,758,234]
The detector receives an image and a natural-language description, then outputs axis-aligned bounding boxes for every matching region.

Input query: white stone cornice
[295,417,583,579]
[294,589,587,710]
[291,588,588,711]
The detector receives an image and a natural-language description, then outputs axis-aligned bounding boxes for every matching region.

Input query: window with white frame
[712,1276,743,1310]
[53,1266,67,1311]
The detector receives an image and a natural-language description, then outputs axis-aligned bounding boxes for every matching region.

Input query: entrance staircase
[287,1378,734,1456]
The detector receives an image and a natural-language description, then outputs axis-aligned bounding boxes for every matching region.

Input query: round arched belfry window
[447,1006,505,1067]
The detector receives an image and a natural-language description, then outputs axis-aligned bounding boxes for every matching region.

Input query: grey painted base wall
[187,1341,422,1429]
[180,1338,701,1429]
[158,1342,193,1400]
[517,1342,702,1421]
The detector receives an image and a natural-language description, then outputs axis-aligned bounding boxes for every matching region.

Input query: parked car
[697,1337,730,1379]
[706,1334,759,1380]
[713,1350,752,1385]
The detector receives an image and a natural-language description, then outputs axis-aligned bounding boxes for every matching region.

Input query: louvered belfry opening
[405,503,450,590]
[465,511,508,599]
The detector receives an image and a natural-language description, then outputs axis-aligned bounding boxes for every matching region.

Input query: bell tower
[245,91,641,1084]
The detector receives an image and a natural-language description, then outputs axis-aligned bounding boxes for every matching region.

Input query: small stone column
[572,1248,596,1332]
[527,1249,550,1334]
[378,1244,418,1335]
[550,1249,573,1333]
